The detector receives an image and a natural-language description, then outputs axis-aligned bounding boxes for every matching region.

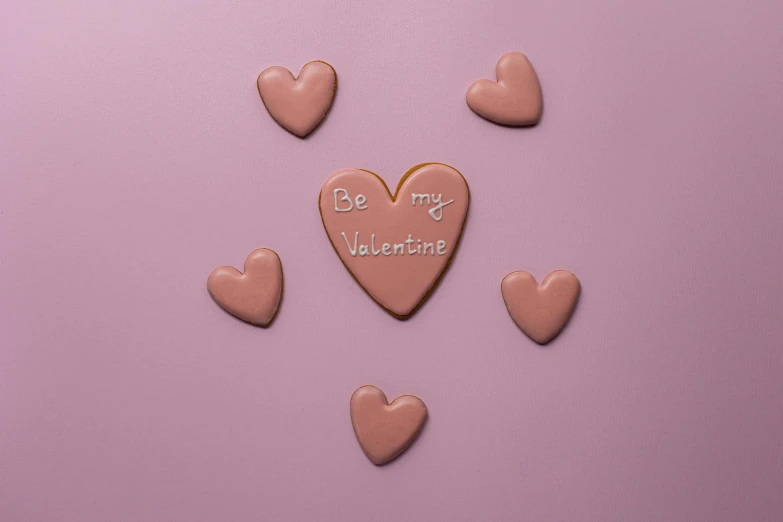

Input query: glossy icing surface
[501,270,580,344]
[466,51,542,126]
[257,60,336,137]
[319,163,469,319]
[350,385,427,466]
[207,248,283,327]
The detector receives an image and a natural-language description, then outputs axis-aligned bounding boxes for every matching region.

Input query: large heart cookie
[207,248,283,327]
[466,51,542,126]
[501,270,580,344]
[257,60,337,137]
[319,163,470,319]
[350,385,427,466]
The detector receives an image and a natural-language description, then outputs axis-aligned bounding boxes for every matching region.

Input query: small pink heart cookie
[350,385,427,466]
[207,248,283,327]
[257,60,337,137]
[466,51,542,126]
[501,270,580,344]
[319,163,470,319]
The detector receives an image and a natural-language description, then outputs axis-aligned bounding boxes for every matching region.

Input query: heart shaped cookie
[257,60,337,137]
[501,270,580,344]
[466,51,542,126]
[207,248,283,327]
[319,163,470,319]
[350,385,427,466]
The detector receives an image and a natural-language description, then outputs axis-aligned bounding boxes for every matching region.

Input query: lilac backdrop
[2,1,782,521]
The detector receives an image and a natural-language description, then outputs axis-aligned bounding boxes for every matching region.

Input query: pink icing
[466,51,543,126]
[501,270,580,344]
[319,163,470,318]
[256,60,336,137]
[206,248,283,327]
[350,385,427,466]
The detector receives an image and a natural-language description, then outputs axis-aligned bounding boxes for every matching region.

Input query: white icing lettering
[428,194,454,222]
[342,231,358,256]
[405,235,416,254]
[355,194,368,210]
[411,192,456,222]
[341,232,450,258]
[437,240,447,255]
[334,188,353,212]
[333,189,368,212]
[412,193,431,206]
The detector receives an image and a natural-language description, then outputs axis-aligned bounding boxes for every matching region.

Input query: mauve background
[2,0,782,520]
